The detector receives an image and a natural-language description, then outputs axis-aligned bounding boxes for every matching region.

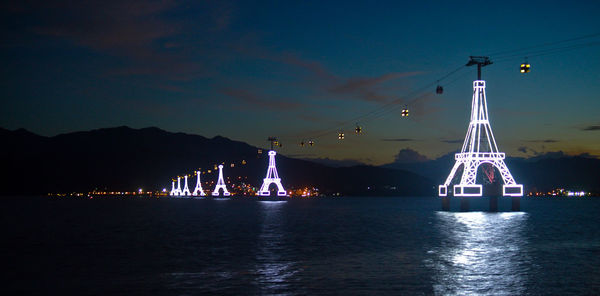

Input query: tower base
[212,191,231,197]
[489,196,498,212]
[503,185,523,196]
[441,196,450,211]
[454,185,482,197]
[511,196,521,211]
[439,185,448,196]
[460,197,470,211]
[258,191,287,197]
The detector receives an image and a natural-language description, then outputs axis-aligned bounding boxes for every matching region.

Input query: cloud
[526,151,599,160]
[302,157,365,168]
[517,146,529,154]
[279,53,421,103]
[393,148,429,163]
[526,139,560,143]
[285,153,318,159]
[328,72,422,103]
[441,139,463,144]
[13,1,227,82]
[581,125,600,131]
[278,53,334,81]
[233,43,423,104]
[32,1,179,57]
[381,138,416,142]
[518,146,544,156]
[220,88,305,111]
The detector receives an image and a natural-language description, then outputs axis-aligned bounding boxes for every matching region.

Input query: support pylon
[192,171,206,196]
[438,80,523,197]
[258,150,286,196]
[182,175,191,196]
[212,165,231,196]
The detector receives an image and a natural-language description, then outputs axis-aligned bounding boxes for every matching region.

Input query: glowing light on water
[429,211,529,295]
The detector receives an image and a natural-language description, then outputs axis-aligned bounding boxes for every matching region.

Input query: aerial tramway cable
[170,33,600,181]
[280,32,600,147]
[486,32,600,58]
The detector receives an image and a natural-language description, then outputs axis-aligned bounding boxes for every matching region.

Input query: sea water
[2,196,599,295]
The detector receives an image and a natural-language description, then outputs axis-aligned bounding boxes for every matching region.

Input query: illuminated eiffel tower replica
[439,56,523,200]
[169,180,177,196]
[258,137,287,197]
[192,171,206,197]
[170,176,183,196]
[181,175,192,197]
[212,165,231,196]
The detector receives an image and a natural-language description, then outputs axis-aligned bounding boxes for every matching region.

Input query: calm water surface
[2,196,599,295]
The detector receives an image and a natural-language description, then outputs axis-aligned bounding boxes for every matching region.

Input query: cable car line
[299,66,468,141]
[494,41,600,62]
[282,32,600,146]
[487,32,600,57]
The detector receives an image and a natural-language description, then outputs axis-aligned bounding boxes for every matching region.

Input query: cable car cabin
[338,132,345,140]
[401,108,409,117]
[308,140,314,146]
[300,141,305,147]
[355,125,362,134]
[436,85,444,94]
[520,63,530,73]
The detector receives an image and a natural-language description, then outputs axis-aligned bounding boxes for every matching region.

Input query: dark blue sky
[2,1,599,164]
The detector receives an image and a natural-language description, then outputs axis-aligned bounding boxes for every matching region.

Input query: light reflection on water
[7,196,600,294]
[254,200,299,295]
[428,211,530,296]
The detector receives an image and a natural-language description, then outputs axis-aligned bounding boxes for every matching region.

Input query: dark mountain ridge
[0,126,433,196]
[383,152,600,193]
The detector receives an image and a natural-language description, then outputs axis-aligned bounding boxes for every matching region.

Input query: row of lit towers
[170,147,286,197]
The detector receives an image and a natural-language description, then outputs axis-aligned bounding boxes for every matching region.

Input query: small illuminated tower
[175,176,183,196]
[169,180,176,196]
[439,56,522,197]
[182,175,191,196]
[258,150,286,196]
[212,165,231,196]
[192,171,206,196]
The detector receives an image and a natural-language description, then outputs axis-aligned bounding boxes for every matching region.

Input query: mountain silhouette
[383,151,600,193]
[0,126,433,196]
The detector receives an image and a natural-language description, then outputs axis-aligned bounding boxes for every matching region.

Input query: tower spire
[466,56,493,80]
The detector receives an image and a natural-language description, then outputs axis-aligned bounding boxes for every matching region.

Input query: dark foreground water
[2,196,599,295]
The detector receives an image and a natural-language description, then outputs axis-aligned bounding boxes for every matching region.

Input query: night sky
[2,1,599,165]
